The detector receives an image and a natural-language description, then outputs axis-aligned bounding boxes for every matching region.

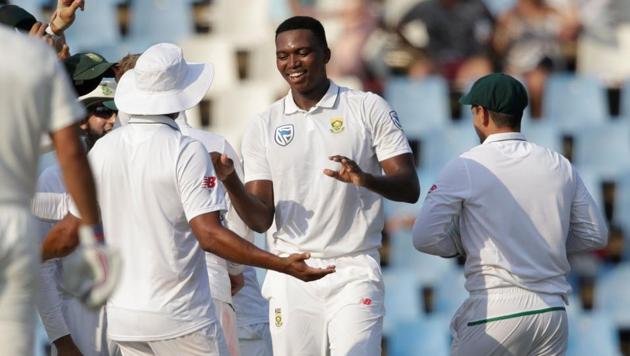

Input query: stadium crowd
[1,0,630,355]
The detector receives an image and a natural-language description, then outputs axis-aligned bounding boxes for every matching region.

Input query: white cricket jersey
[413,132,608,300]
[86,115,226,341]
[0,27,84,208]
[241,81,411,258]
[233,267,269,327]
[176,115,251,304]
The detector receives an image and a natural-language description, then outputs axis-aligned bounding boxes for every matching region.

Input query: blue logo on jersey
[389,110,402,129]
[274,124,294,146]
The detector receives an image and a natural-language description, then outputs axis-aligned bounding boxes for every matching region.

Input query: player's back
[459,133,577,296]
[88,116,218,340]
[0,28,75,207]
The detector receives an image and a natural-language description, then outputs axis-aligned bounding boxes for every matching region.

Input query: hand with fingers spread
[323,155,368,187]
[50,0,85,34]
[210,152,235,181]
[282,252,336,282]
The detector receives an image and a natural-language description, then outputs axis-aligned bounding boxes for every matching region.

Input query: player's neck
[291,79,330,111]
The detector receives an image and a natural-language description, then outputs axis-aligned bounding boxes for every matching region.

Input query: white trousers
[262,253,384,356]
[115,322,228,356]
[0,207,38,356]
[213,298,239,356]
[451,288,568,356]
[237,323,272,356]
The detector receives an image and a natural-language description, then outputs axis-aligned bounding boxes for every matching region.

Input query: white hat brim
[114,62,214,116]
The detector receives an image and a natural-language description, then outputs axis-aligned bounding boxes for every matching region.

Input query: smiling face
[275,29,330,97]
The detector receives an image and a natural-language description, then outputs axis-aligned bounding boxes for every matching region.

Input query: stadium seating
[387,315,451,356]
[433,264,468,317]
[384,76,451,139]
[419,122,479,171]
[572,121,630,180]
[614,172,630,255]
[382,268,424,333]
[521,118,564,154]
[128,0,194,45]
[622,80,630,118]
[388,230,456,278]
[595,262,630,328]
[9,0,42,18]
[542,74,608,131]
[567,309,622,356]
[63,0,120,52]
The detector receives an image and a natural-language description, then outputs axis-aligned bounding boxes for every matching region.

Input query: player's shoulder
[1,27,56,73]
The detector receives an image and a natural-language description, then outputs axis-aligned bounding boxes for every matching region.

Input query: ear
[323,47,331,64]
[481,107,491,127]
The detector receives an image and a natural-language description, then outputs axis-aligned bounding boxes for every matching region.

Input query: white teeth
[289,72,305,79]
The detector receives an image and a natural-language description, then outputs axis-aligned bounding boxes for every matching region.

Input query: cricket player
[412,73,609,355]
[176,112,248,356]
[0,25,115,355]
[34,78,118,356]
[58,43,334,355]
[212,16,420,355]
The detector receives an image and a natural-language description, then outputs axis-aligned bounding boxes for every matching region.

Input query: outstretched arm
[190,212,334,282]
[323,153,420,203]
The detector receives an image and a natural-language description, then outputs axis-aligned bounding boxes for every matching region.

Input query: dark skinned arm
[324,153,420,203]
[211,153,275,233]
[190,212,334,282]
[41,214,80,261]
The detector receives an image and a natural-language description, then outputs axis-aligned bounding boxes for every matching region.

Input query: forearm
[200,225,286,273]
[222,172,274,232]
[41,214,80,260]
[52,126,99,225]
[361,172,420,203]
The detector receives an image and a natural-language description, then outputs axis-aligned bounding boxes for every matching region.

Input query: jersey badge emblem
[389,110,402,129]
[360,297,372,306]
[329,117,344,134]
[274,308,283,327]
[274,124,294,146]
[428,184,438,194]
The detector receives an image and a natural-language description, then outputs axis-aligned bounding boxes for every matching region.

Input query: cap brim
[114,63,214,116]
[81,97,114,109]
[459,92,474,106]
[74,62,115,81]
[103,100,117,111]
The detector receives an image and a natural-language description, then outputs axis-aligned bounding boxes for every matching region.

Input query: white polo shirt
[0,27,84,208]
[413,132,608,301]
[176,115,251,304]
[242,81,411,258]
[86,115,226,341]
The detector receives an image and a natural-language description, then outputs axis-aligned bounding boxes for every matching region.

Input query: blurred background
[3,0,630,355]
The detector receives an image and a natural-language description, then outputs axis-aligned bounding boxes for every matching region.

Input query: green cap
[0,5,37,32]
[459,73,528,115]
[102,100,117,111]
[64,52,114,82]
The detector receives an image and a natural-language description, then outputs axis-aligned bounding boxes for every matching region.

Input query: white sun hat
[114,43,214,115]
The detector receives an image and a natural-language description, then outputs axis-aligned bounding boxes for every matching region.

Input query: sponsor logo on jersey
[329,117,344,134]
[428,184,438,194]
[389,110,402,129]
[360,297,372,306]
[201,176,216,189]
[274,308,283,327]
[274,124,294,146]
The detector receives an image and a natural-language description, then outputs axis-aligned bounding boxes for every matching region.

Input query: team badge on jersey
[274,124,294,146]
[329,117,344,134]
[389,110,402,129]
[274,308,283,327]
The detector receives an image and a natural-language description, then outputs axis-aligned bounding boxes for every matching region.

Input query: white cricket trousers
[237,323,272,356]
[450,287,568,356]
[262,253,384,356]
[114,322,229,356]
[213,298,239,356]
[0,206,38,356]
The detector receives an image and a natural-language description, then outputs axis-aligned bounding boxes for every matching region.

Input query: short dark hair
[488,110,522,129]
[275,16,328,49]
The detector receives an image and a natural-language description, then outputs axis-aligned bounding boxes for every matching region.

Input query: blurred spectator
[493,0,580,117]
[113,53,141,82]
[397,0,494,90]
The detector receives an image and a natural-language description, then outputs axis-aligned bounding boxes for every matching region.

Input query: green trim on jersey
[467,306,566,326]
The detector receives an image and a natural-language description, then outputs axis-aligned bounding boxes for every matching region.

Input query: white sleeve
[177,140,227,222]
[223,140,252,275]
[35,260,70,342]
[413,158,470,257]
[566,171,609,253]
[47,56,85,133]
[32,192,70,221]
[242,117,272,183]
[364,93,412,162]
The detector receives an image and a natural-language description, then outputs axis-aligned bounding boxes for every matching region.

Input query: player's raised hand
[210,152,234,181]
[324,155,368,187]
[50,0,85,34]
[282,252,335,282]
